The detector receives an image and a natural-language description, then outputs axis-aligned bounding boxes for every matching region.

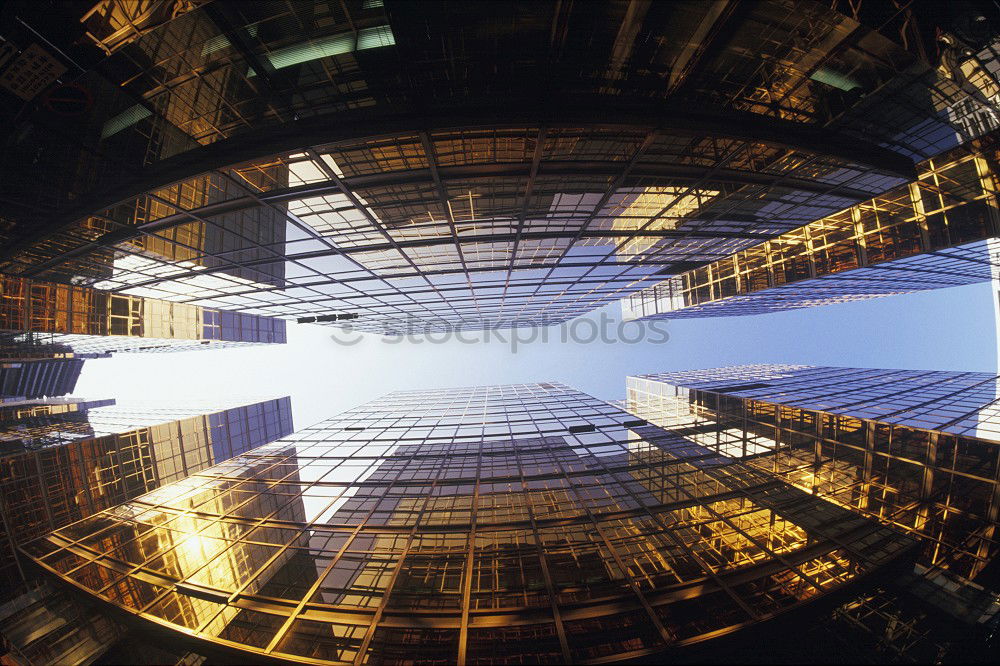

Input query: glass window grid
[0,274,286,360]
[623,145,1000,320]
[0,398,293,588]
[629,368,1000,579]
[20,383,916,663]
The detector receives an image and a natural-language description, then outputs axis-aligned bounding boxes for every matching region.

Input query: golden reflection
[1,271,286,364]
[22,383,915,662]
[628,372,1000,580]
[612,187,720,259]
[624,148,998,319]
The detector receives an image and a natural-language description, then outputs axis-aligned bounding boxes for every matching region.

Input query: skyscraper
[0,396,294,588]
[0,274,287,359]
[626,365,1000,661]
[0,358,86,400]
[20,383,916,663]
[0,273,287,401]
[0,271,287,403]
[0,1,993,332]
[620,135,1000,321]
[628,365,1000,578]
[3,2,1000,664]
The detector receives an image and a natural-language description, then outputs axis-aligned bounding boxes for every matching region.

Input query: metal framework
[0,274,287,359]
[0,397,294,588]
[1,0,996,332]
[622,136,1000,320]
[21,383,916,664]
[628,366,1000,580]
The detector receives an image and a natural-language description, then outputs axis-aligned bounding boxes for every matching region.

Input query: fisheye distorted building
[620,135,1000,321]
[628,365,1000,580]
[0,274,287,357]
[1,0,997,333]
[3,1,1000,664]
[627,365,1000,661]
[1,396,294,588]
[0,273,287,400]
[20,383,917,663]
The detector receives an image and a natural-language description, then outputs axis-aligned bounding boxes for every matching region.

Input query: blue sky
[74,282,998,430]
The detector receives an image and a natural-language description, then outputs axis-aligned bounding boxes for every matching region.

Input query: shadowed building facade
[0,358,86,399]
[626,365,1000,577]
[19,383,916,663]
[0,398,116,452]
[2,1,997,332]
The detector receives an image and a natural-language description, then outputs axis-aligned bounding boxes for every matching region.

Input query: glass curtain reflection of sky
[73,282,998,429]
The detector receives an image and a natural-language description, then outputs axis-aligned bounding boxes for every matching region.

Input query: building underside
[1,0,996,331]
[627,366,1000,663]
[622,131,1000,320]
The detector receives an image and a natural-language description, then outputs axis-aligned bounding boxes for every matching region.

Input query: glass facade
[0,396,294,589]
[0,274,286,360]
[0,358,86,399]
[627,366,1000,580]
[2,1,994,332]
[622,137,1000,320]
[3,1,1000,662]
[0,397,116,452]
[942,33,1000,144]
[21,383,915,663]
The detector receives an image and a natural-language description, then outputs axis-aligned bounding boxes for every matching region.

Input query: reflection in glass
[23,383,915,662]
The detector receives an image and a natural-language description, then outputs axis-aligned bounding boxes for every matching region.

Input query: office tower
[0,274,286,359]
[626,365,1000,577]
[626,366,1000,660]
[1,1,994,332]
[0,358,85,399]
[0,397,116,451]
[616,15,1000,323]
[620,134,1000,321]
[0,396,294,589]
[0,272,285,402]
[18,383,917,663]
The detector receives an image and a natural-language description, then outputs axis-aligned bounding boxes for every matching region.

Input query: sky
[74,282,998,430]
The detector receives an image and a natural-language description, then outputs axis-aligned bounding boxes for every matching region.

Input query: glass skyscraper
[621,136,1000,321]
[627,365,1000,579]
[3,1,1000,664]
[19,383,915,663]
[626,365,1000,660]
[0,274,287,359]
[1,1,992,333]
[1,396,294,588]
[0,358,87,399]
[0,273,287,402]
